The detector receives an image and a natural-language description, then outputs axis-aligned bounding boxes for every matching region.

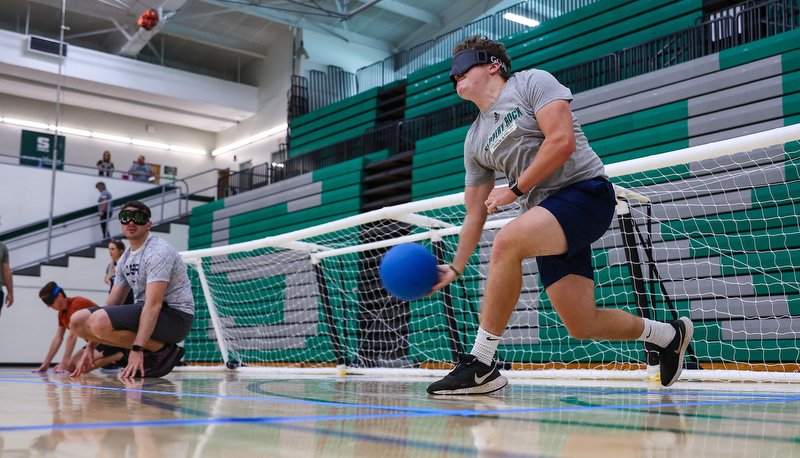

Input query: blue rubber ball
[379,243,438,301]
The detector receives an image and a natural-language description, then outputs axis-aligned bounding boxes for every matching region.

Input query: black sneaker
[659,317,694,387]
[427,354,508,395]
[144,344,185,378]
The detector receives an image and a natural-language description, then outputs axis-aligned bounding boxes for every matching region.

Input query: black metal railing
[552,54,619,96]
[217,144,288,197]
[558,0,799,92]
[289,75,309,121]
[308,66,358,114]
[355,0,596,93]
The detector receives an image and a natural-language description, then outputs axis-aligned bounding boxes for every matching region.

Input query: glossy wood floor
[1,367,798,457]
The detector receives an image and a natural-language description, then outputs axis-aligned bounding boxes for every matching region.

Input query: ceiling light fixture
[294,41,309,60]
[3,117,50,129]
[132,139,170,150]
[52,125,91,137]
[212,123,288,157]
[91,132,132,143]
[504,12,540,28]
[0,116,208,155]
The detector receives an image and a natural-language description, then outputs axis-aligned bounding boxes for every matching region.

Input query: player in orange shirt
[33,282,128,373]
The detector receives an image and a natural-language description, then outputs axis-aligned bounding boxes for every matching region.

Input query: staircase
[13,216,190,277]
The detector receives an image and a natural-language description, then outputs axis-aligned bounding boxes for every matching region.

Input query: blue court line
[510,386,800,398]
[551,396,800,415]
[5,377,798,454]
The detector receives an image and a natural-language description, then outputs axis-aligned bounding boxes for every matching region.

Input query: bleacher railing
[624,0,797,78]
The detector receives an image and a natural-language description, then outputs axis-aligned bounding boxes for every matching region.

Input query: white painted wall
[212,33,295,171]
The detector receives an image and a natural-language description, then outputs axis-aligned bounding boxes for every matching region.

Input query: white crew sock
[638,318,676,348]
[470,326,501,365]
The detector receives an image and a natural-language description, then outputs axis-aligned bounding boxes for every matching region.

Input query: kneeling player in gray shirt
[71,200,193,378]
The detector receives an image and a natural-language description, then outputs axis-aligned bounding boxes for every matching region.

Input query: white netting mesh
[182,124,800,381]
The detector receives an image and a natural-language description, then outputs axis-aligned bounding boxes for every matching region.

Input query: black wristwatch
[508,179,524,197]
[131,345,145,352]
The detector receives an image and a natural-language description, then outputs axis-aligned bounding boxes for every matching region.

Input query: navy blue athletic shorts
[535,177,615,289]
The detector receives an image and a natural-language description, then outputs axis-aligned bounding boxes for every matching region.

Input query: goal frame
[181,123,800,382]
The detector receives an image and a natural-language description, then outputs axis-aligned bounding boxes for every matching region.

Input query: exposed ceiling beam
[162,22,269,58]
[304,19,394,52]
[195,0,393,52]
[373,0,441,26]
[212,0,382,20]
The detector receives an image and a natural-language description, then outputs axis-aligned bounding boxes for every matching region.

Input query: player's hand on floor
[120,351,146,379]
[70,353,93,377]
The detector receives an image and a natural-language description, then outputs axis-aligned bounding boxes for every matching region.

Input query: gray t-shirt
[97,189,112,213]
[129,163,154,182]
[115,235,194,315]
[464,69,606,212]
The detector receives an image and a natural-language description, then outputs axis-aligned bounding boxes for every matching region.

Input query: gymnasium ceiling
[0,0,524,130]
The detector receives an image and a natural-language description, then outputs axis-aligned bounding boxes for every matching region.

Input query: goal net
[181,124,800,382]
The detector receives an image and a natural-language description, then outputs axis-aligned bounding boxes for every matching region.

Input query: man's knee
[69,310,92,337]
[563,320,596,341]
[88,314,113,339]
[73,309,112,339]
[491,228,524,262]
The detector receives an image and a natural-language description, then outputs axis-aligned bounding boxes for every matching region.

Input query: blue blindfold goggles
[41,285,61,305]
[449,50,507,88]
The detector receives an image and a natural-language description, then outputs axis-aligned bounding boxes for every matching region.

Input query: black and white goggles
[449,49,507,87]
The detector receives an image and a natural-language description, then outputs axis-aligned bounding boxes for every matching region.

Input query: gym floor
[0,367,798,457]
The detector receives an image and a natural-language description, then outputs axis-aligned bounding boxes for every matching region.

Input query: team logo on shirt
[484,107,523,154]
[125,263,140,277]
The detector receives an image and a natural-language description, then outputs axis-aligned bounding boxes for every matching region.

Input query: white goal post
[181,123,800,382]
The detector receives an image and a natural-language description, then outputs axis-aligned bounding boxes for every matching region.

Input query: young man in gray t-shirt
[70,200,193,378]
[426,35,694,395]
